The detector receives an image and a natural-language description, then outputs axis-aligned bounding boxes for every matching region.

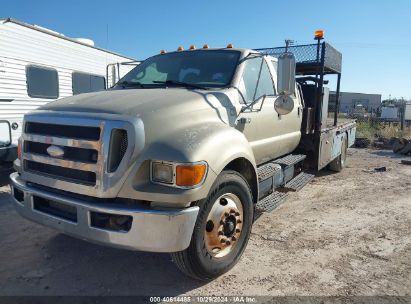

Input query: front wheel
[171,170,254,281]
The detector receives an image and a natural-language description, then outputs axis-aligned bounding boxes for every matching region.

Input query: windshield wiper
[153,80,208,90]
[117,81,145,88]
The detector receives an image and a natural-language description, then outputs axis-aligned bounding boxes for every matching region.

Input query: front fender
[117,123,257,206]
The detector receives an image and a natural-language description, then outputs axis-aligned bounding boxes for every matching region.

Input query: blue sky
[3,0,411,99]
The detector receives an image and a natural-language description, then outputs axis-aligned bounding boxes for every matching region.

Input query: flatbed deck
[324,118,356,132]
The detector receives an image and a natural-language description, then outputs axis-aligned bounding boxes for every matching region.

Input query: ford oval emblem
[47,145,64,158]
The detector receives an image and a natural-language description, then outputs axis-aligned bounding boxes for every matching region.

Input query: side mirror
[277,52,296,96]
[274,95,294,115]
[0,121,11,147]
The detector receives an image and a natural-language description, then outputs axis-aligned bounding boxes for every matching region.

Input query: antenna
[106,24,109,49]
[285,39,294,52]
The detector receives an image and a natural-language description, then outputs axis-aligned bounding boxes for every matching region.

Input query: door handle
[237,117,251,124]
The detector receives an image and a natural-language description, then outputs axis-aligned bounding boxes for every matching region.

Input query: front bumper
[9,172,199,253]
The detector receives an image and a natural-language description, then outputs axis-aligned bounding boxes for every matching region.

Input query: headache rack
[255,41,342,131]
[255,40,350,170]
[255,42,342,75]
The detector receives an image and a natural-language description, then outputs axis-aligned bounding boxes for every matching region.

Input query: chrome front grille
[22,118,104,189]
[20,111,144,198]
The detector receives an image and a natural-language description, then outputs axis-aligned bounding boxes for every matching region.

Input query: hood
[41,88,230,116]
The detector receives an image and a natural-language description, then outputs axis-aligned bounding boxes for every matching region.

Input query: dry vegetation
[356,119,411,142]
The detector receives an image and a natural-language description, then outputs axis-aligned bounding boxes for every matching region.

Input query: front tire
[171,170,254,281]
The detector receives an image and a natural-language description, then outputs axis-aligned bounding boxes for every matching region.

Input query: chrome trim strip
[22,134,100,150]
[24,153,98,172]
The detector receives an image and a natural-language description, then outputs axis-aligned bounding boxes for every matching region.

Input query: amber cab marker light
[314,30,324,40]
[177,46,184,51]
[189,45,196,50]
[203,44,209,49]
[160,49,166,54]
[176,163,207,187]
[17,138,21,160]
[226,43,233,48]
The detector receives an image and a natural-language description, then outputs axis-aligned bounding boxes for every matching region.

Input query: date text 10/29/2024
[150,296,257,303]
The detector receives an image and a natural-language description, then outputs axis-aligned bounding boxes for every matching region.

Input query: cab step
[255,191,289,213]
[283,172,314,192]
[255,172,315,213]
[257,163,282,182]
[273,154,306,167]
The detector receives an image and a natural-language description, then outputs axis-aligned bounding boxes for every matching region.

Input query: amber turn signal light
[176,163,207,187]
[314,30,324,40]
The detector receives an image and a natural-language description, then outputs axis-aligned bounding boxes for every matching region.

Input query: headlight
[151,162,174,184]
[151,161,207,188]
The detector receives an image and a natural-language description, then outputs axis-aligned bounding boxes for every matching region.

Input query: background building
[329,92,382,113]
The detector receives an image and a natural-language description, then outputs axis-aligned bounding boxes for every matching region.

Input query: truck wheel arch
[219,157,258,205]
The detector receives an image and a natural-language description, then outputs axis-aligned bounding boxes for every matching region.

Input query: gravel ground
[0,148,410,296]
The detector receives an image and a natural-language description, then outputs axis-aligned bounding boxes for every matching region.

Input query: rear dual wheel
[329,134,348,172]
[171,170,254,281]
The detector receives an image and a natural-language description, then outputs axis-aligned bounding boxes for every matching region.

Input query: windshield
[115,50,241,89]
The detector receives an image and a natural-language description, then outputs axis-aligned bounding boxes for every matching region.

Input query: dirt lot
[0,148,410,296]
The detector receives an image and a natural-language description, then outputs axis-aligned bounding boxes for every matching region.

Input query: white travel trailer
[0,18,136,162]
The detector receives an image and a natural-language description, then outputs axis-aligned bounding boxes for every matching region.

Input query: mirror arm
[240,94,266,114]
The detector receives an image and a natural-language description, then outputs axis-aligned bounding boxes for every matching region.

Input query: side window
[256,59,275,98]
[241,57,275,104]
[26,65,59,99]
[72,72,106,95]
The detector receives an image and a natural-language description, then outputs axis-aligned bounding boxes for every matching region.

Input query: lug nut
[235,212,240,216]
[224,212,229,217]
[220,220,225,225]
[230,209,236,214]
[236,228,241,233]
[220,239,226,243]
[218,231,224,236]
[231,236,237,241]
[237,219,242,224]
[226,241,231,245]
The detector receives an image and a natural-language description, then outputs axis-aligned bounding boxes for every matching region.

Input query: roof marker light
[177,46,184,51]
[203,44,209,49]
[160,49,166,54]
[189,44,196,50]
[226,43,233,48]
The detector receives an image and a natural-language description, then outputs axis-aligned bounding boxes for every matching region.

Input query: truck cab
[10,40,355,281]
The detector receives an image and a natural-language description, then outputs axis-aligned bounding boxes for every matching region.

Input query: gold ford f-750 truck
[10,33,356,280]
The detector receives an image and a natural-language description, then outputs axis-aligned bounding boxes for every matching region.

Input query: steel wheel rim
[204,193,244,258]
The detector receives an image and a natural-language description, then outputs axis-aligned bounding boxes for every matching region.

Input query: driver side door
[236,56,301,164]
